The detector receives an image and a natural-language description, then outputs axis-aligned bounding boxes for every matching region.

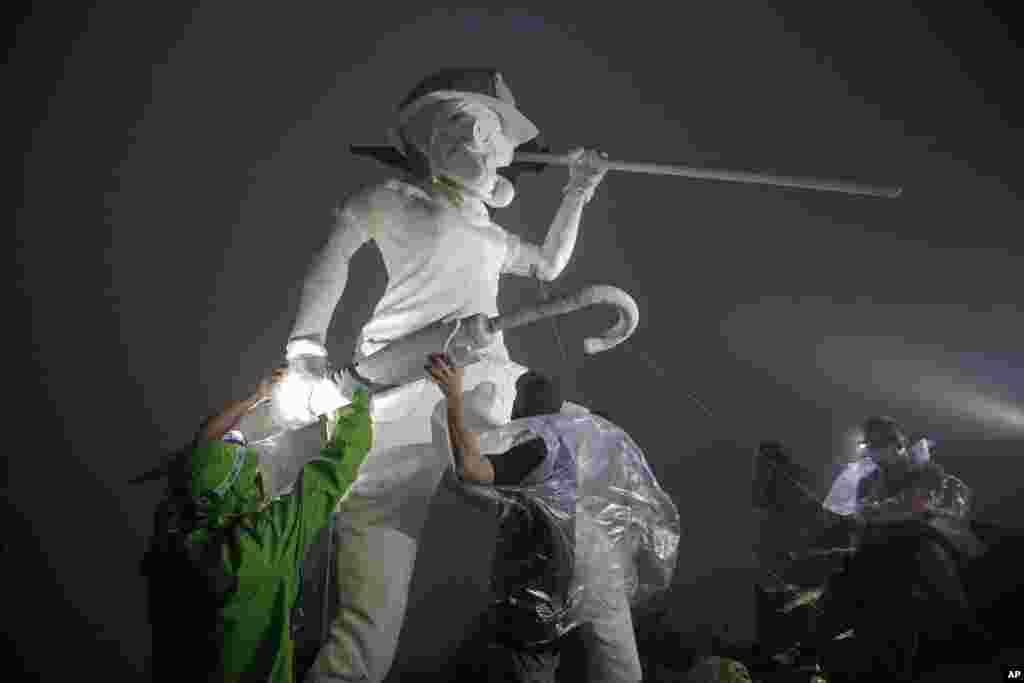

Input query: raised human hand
[425,352,464,397]
[256,366,290,401]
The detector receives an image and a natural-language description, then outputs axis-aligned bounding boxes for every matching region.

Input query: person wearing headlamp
[815,416,990,678]
[144,368,374,683]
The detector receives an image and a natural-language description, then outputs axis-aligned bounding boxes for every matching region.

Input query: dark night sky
[14,3,1023,679]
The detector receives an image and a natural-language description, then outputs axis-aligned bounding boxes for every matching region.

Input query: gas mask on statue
[422,101,517,208]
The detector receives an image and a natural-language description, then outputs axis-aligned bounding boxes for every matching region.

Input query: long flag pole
[514,151,902,198]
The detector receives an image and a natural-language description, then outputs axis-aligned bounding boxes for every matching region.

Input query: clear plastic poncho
[823,443,972,520]
[822,442,984,558]
[456,412,681,643]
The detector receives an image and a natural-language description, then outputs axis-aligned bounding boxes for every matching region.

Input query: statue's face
[428,102,516,196]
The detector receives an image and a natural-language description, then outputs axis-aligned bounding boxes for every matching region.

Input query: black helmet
[860,416,907,450]
[390,67,539,156]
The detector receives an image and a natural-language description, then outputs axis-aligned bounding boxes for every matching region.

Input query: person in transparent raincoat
[815,416,991,675]
[426,353,680,683]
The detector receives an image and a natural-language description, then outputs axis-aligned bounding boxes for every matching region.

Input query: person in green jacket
[143,368,373,682]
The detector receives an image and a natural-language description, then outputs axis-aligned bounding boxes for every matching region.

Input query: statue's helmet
[390,67,539,159]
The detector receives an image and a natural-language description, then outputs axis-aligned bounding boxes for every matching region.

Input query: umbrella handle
[488,284,639,354]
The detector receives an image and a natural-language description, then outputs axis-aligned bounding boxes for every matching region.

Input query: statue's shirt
[356,179,524,359]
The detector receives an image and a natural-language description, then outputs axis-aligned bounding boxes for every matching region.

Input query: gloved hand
[562,147,608,204]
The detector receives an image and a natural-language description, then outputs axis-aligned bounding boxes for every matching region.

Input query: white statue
[287,68,607,682]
